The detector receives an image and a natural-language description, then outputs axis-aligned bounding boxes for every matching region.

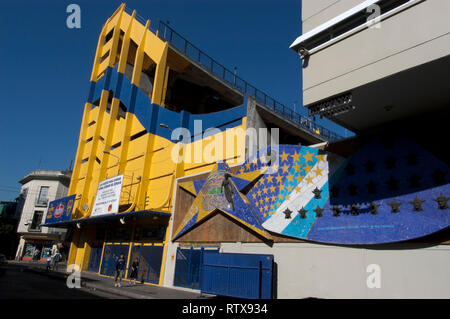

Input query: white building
[15,170,72,262]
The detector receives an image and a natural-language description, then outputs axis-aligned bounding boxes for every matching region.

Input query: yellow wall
[67,5,248,276]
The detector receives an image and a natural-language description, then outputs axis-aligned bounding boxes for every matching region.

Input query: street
[0,264,125,299]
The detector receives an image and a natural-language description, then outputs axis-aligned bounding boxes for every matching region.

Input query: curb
[81,281,153,299]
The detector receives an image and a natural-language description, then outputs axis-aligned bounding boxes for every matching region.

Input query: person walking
[114,253,126,287]
[129,258,139,285]
[52,251,61,271]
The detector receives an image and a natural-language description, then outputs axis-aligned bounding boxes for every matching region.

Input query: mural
[175,135,450,245]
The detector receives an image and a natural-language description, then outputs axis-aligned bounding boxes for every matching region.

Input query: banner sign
[91,175,124,216]
[45,194,76,224]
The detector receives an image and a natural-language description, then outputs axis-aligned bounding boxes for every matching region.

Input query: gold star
[304,164,313,173]
[287,185,293,192]
[255,201,259,207]
[279,184,285,191]
[275,174,283,184]
[281,164,290,173]
[259,199,264,205]
[314,167,324,177]
[260,176,266,185]
[252,193,257,199]
[264,205,268,211]
[304,151,314,163]
[286,174,294,183]
[293,163,302,172]
[278,194,284,200]
[306,176,314,185]
[295,185,302,192]
[280,151,290,162]
[266,174,274,183]
[245,162,252,170]
[260,154,268,163]
[316,154,327,163]
[257,189,262,197]
[263,187,268,194]
[291,151,301,162]
[270,204,274,210]
[265,197,269,203]
[271,195,276,202]
[270,185,276,193]
[285,195,290,201]
[239,167,245,174]
[252,156,258,164]
[260,206,263,212]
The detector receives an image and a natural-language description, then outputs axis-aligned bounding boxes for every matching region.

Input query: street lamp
[103,150,120,175]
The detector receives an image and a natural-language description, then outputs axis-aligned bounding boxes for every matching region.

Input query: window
[36,186,49,206]
[29,211,44,232]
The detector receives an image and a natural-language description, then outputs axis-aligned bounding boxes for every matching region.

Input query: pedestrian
[46,255,51,271]
[114,253,126,287]
[52,251,61,271]
[129,258,139,285]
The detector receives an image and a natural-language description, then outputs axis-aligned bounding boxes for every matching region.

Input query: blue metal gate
[200,252,274,299]
[87,247,103,273]
[99,243,129,277]
[127,243,164,284]
[173,247,219,289]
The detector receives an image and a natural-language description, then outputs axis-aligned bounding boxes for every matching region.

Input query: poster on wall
[91,175,124,217]
[45,194,76,224]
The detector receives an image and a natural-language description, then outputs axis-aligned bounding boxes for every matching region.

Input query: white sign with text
[91,175,124,216]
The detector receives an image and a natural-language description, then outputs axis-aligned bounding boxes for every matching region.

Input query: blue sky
[0,0,346,201]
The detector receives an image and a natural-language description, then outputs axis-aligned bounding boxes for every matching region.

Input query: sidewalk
[8,261,213,299]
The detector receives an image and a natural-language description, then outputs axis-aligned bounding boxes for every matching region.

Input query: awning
[42,210,171,228]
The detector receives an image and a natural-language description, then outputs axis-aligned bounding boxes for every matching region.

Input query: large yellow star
[252,193,257,199]
[316,154,327,163]
[275,173,283,184]
[286,174,294,183]
[245,162,252,171]
[293,163,302,172]
[280,151,290,162]
[306,175,314,185]
[304,151,314,163]
[314,167,324,177]
[263,187,268,194]
[266,174,274,183]
[287,185,293,192]
[257,189,262,197]
[304,164,313,173]
[279,184,285,191]
[269,185,276,193]
[281,164,290,173]
[291,151,301,162]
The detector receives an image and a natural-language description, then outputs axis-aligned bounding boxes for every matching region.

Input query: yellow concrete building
[45,4,334,286]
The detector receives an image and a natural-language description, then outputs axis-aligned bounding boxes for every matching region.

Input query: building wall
[17,179,66,234]
[219,241,450,299]
[302,0,363,33]
[301,0,450,106]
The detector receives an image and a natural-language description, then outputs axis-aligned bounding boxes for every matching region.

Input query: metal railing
[122,8,342,142]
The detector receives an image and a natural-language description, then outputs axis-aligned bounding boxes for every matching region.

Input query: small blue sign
[45,194,76,224]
